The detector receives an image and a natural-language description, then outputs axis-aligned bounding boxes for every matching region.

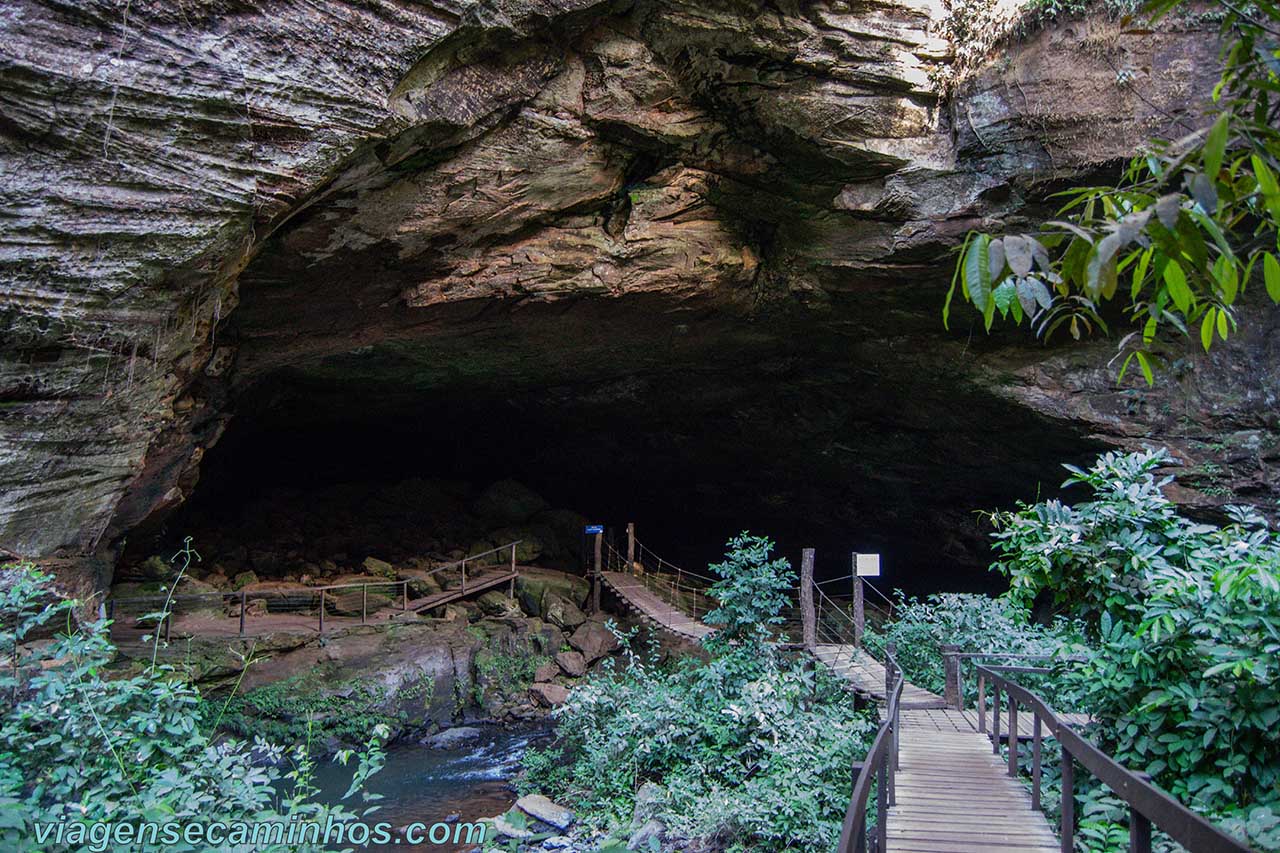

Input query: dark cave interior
[137,326,1105,599]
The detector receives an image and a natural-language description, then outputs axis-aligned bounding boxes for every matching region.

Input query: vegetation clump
[0,565,386,851]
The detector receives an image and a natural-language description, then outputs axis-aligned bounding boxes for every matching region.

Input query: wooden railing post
[992,682,1001,752]
[1008,697,1019,777]
[591,532,602,614]
[239,589,246,636]
[876,756,888,853]
[1060,746,1074,853]
[977,671,987,733]
[361,584,368,624]
[402,581,408,611]
[1032,714,1043,811]
[461,559,467,594]
[626,522,635,569]
[1130,771,1153,853]
[800,548,816,651]
[852,576,865,648]
[943,644,961,709]
[885,641,897,698]
[319,588,325,633]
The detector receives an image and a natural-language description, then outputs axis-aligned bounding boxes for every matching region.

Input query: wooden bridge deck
[888,709,1060,852]
[600,571,715,640]
[406,566,519,612]
[813,644,947,709]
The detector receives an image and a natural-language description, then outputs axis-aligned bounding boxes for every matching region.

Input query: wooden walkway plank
[407,567,519,613]
[886,710,1060,852]
[599,571,715,640]
[813,644,948,709]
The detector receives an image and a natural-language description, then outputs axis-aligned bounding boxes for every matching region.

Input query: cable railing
[606,539,719,620]
[976,664,1252,853]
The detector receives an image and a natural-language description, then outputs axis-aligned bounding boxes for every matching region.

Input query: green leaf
[1265,253,1280,303]
[1217,307,1228,340]
[1201,307,1215,352]
[993,280,1017,316]
[1254,154,1280,196]
[1203,113,1228,177]
[1163,260,1192,314]
[1135,351,1155,386]
[963,233,993,314]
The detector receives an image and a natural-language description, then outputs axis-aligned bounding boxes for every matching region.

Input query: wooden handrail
[975,664,1253,853]
[837,645,904,853]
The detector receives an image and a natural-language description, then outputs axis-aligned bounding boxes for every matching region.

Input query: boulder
[472,479,549,525]
[362,556,397,580]
[423,726,483,749]
[515,569,589,617]
[627,819,664,851]
[398,568,442,598]
[487,527,545,562]
[529,682,569,707]
[246,598,269,617]
[477,590,521,617]
[534,662,559,682]
[516,794,574,830]
[568,621,619,662]
[554,650,587,678]
[542,592,587,630]
[138,555,173,581]
[231,571,259,590]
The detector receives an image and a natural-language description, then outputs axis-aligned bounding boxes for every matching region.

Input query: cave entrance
[131,318,1103,599]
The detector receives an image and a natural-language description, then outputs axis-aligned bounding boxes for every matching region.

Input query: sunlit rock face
[2,0,1267,595]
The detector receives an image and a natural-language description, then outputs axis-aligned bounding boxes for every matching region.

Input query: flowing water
[311,724,551,851]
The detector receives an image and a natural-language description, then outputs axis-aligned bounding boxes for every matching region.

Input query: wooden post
[876,754,888,852]
[800,548,816,652]
[461,559,467,594]
[1032,714,1043,810]
[361,585,367,624]
[992,683,1001,752]
[1008,699,1019,777]
[885,641,897,698]
[591,532,603,614]
[852,575,865,648]
[402,582,408,611]
[1130,773,1152,853]
[319,589,325,633]
[943,644,961,709]
[163,611,171,643]
[511,543,517,575]
[977,673,987,733]
[1060,747,1075,853]
[239,590,246,636]
[626,522,635,570]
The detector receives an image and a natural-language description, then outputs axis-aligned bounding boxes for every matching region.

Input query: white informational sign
[855,553,881,577]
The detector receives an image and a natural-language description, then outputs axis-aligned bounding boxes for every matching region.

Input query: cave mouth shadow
[137,356,1103,599]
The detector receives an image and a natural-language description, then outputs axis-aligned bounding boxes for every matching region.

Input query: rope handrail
[975,665,1251,853]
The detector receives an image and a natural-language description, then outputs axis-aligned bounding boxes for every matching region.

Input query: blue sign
[584,524,604,535]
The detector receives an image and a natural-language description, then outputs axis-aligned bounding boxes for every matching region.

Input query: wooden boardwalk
[888,709,1060,852]
[813,644,947,709]
[599,571,715,640]
[406,566,519,613]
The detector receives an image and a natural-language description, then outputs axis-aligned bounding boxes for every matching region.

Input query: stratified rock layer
[2,0,1272,591]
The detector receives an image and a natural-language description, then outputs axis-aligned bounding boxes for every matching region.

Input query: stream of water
[310,724,551,851]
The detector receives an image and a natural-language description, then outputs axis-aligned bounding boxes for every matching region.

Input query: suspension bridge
[591,526,1253,853]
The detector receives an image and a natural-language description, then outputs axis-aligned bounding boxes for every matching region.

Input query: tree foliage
[988,450,1280,849]
[945,0,1280,382]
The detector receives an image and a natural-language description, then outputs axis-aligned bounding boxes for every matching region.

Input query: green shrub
[987,449,1280,849]
[865,592,1083,704]
[0,564,385,851]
